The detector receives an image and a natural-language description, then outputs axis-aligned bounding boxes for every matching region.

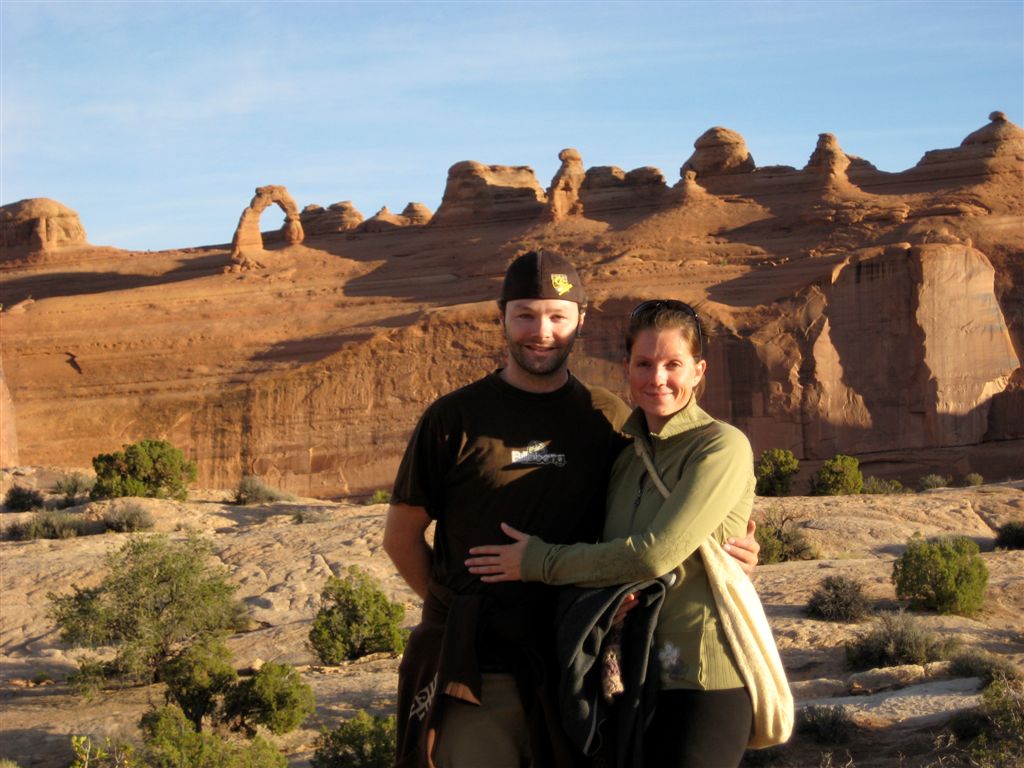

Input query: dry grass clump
[806,575,872,622]
[845,611,958,671]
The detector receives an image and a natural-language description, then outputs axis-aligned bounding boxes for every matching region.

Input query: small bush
[102,501,154,533]
[810,455,863,496]
[308,566,407,664]
[4,484,44,512]
[140,705,287,768]
[6,509,85,540]
[949,648,1020,684]
[365,489,392,506]
[796,704,855,744]
[962,472,984,487]
[161,636,238,730]
[69,734,139,768]
[975,675,1024,763]
[754,448,800,497]
[223,662,315,736]
[845,611,958,671]
[293,508,331,524]
[91,439,197,501]
[754,507,819,564]
[892,535,989,616]
[806,575,871,622]
[311,710,397,768]
[861,476,905,494]
[54,472,95,507]
[995,521,1024,550]
[919,473,952,491]
[233,476,294,505]
[48,534,247,683]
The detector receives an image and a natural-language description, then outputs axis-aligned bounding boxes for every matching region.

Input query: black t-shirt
[392,371,631,603]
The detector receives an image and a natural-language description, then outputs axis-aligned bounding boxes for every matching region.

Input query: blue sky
[2,1,1022,252]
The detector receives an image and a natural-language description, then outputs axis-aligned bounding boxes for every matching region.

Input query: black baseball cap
[500,251,586,305]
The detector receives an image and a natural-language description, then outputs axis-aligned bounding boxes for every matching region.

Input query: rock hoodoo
[231,185,304,258]
[0,198,87,255]
[431,161,547,225]
[681,127,756,177]
[804,133,852,181]
[300,201,364,235]
[544,148,586,221]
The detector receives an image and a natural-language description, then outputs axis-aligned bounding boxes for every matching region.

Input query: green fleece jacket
[520,398,755,690]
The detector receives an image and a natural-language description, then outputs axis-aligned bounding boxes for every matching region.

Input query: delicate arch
[230,185,304,258]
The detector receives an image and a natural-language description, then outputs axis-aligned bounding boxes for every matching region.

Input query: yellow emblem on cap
[550,274,573,296]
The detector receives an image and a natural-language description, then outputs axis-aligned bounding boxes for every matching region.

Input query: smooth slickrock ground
[0,469,1021,767]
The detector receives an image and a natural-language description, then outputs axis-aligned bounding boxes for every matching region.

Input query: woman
[466,299,756,767]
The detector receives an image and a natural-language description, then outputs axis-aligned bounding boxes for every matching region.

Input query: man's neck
[499,361,570,393]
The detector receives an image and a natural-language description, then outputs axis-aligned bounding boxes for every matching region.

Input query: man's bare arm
[383,502,433,600]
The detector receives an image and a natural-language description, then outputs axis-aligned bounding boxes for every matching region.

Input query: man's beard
[505,326,580,377]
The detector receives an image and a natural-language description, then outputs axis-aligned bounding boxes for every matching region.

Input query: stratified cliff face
[1,113,1021,496]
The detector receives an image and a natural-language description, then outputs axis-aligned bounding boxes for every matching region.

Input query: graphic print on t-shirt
[510,440,567,467]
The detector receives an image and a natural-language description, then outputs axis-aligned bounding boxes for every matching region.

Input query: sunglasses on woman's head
[629,299,703,360]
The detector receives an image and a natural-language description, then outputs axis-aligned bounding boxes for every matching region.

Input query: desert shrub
[806,575,871,622]
[292,508,331,524]
[140,705,287,768]
[55,472,95,507]
[845,611,958,671]
[861,476,904,495]
[810,455,863,496]
[5,509,86,540]
[48,534,246,683]
[892,535,989,616]
[796,704,855,744]
[161,636,238,730]
[0,760,20,768]
[69,734,139,768]
[4,484,44,511]
[102,501,154,533]
[308,566,407,664]
[754,508,818,564]
[919,473,952,491]
[223,662,315,736]
[91,439,197,501]
[973,675,1024,765]
[949,648,1020,684]
[754,448,800,497]
[365,489,392,506]
[233,476,294,505]
[962,472,984,487]
[311,710,397,768]
[995,521,1024,550]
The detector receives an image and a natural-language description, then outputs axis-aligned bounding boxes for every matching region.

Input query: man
[384,251,758,768]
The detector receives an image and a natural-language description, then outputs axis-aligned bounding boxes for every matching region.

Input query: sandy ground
[0,474,1021,767]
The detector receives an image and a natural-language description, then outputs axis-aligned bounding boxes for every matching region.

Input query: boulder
[681,127,755,177]
[0,198,87,253]
[431,161,547,225]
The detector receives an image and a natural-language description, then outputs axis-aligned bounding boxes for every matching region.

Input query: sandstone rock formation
[431,161,547,225]
[680,126,756,177]
[400,202,433,226]
[230,185,304,259]
[544,148,586,221]
[0,113,1021,496]
[358,206,409,233]
[0,198,87,256]
[578,165,668,214]
[300,201,364,235]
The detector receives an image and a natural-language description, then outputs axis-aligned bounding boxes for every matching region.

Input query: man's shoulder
[574,379,631,428]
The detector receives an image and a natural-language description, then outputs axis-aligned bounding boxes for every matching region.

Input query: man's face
[502,298,583,377]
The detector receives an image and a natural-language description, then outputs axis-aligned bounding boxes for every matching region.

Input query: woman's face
[626,327,706,433]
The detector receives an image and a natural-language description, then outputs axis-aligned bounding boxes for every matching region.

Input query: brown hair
[625,299,703,360]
